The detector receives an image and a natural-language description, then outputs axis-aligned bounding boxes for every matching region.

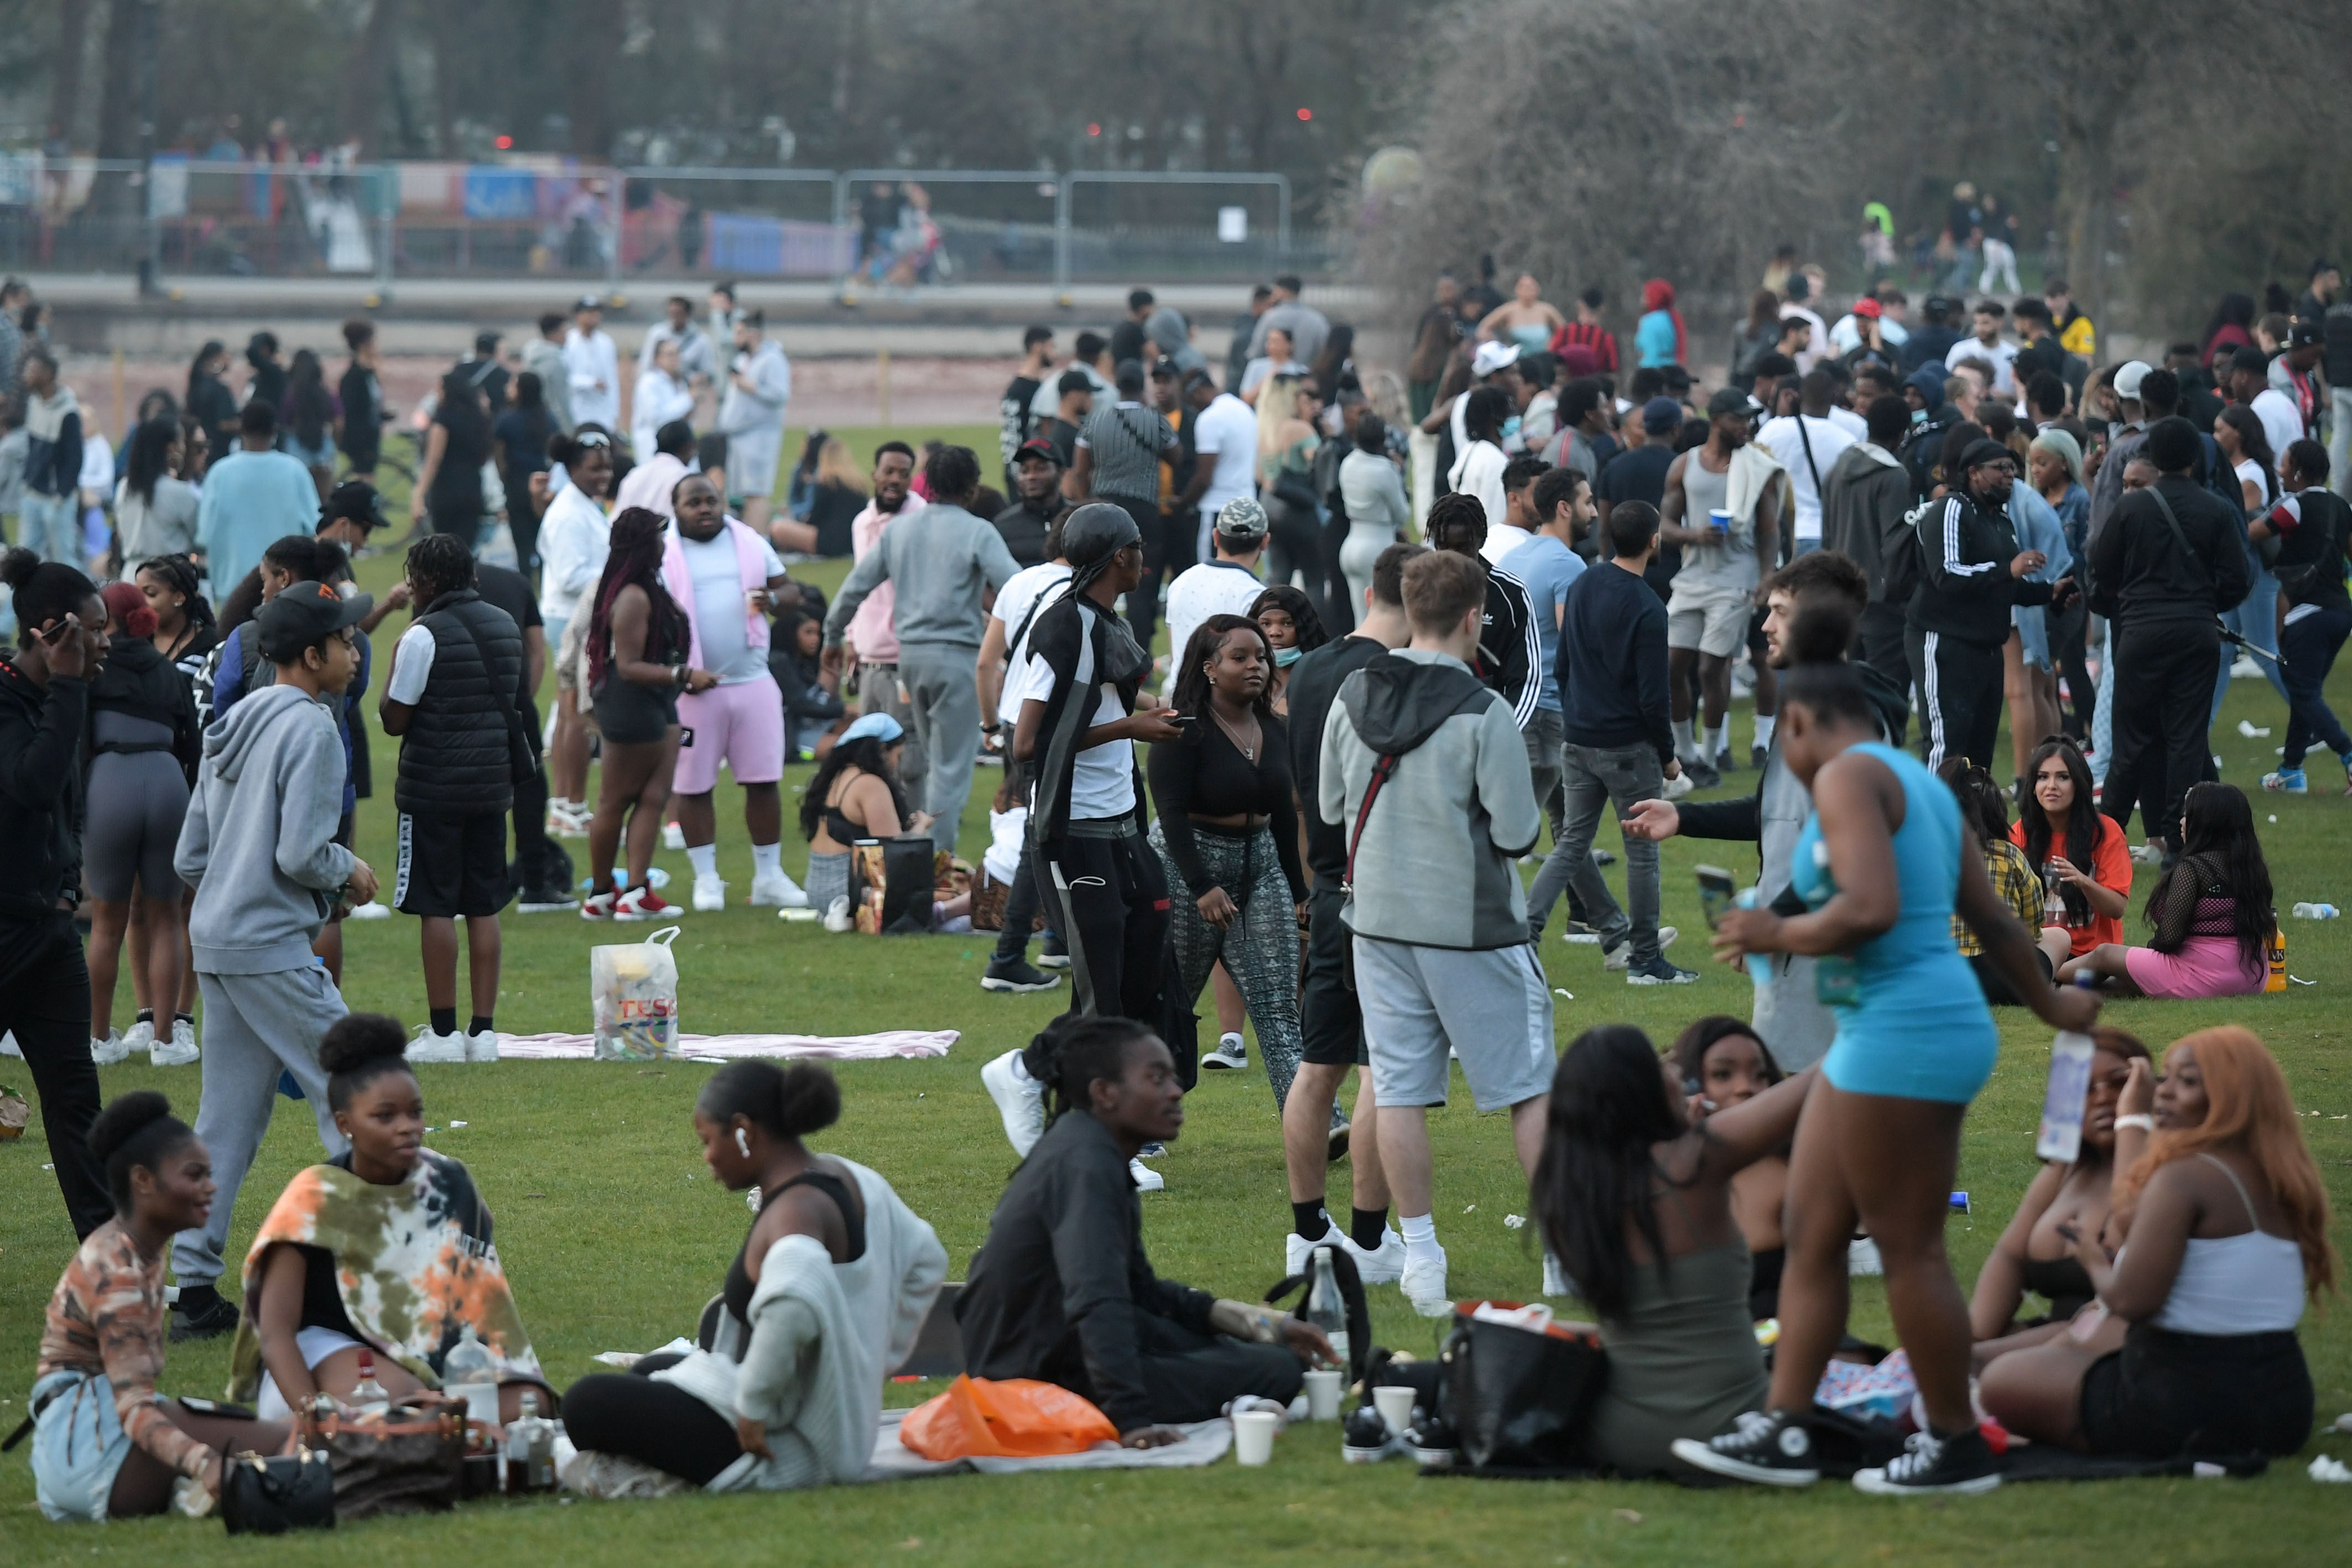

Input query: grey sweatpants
[170,964,350,1287]
[896,642,983,855]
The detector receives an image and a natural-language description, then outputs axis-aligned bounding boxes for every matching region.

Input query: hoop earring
[735,1127,751,1158]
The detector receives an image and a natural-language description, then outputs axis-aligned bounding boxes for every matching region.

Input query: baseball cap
[2112,360,2153,400]
[1148,356,1178,379]
[1641,396,1683,435]
[256,580,372,662]
[1013,437,1063,465]
[839,712,905,746]
[575,293,603,311]
[1958,438,2017,472]
[1851,298,1883,320]
[1182,367,1217,393]
[2289,319,2324,348]
[1471,341,1522,378]
[1705,386,1755,419]
[321,480,390,533]
[2226,346,2269,377]
[1214,496,1269,541]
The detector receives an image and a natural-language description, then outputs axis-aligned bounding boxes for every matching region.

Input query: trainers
[1202,1033,1247,1070]
[1342,1405,1395,1462]
[1283,1223,1334,1278]
[748,869,809,909]
[1661,770,1696,801]
[580,890,617,920]
[981,1048,1045,1157]
[691,873,728,912]
[407,1028,469,1065]
[2262,769,2308,794]
[1851,1426,2001,1497]
[1603,926,1679,971]
[168,1288,238,1343]
[1682,754,1722,789]
[519,883,581,913]
[1751,742,1770,771]
[1327,1104,1351,1164]
[121,1019,155,1056]
[90,1030,131,1066]
[151,1018,200,1067]
[1129,1157,1165,1192]
[1849,1236,1883,1276]
[615,886,681,921]
[1542,1252,1575,1298]
[980,957,1061,993]
[1338,1226,1407,1285]
[547,801,591,839]
[821,894,854,933]
[1672,1409,1820,1487]
[1559,919,1604,945]
[1401,1251,1451,1317]
[1626,955,1700,986]
[1403,1416,1459,1470]
[560,1449,690,1500]
[466,1028,500,1064]
[1037,935,1071,969]
[347,900,392,920]
[661,821,686,851]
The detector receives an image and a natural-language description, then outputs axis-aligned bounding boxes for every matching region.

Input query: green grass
[5,431,2351,1560]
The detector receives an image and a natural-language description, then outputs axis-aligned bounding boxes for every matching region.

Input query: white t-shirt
[1945,335,2020,396]
[1781,305,1829,373]
[537,483,611,624]
[1756,413,1860,540]
[1479,522,1534,565]
[2233,457,2267,507]
[1827,405,1867,441]
[1190,394,1259,518]
[2250,389,2304,467]
[1161,558,1266,696]
[386,622,437,706]
[679,525,786,684]
[1011,620,1133,820]
[991,561,1074,725]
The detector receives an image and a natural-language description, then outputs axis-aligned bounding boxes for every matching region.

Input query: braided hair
[136,554,214,642]
[587,506,686,690]
[1022,1014,1160,1132]
[404,531,477,609]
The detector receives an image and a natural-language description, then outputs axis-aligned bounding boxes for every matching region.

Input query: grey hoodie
[174,684,356,975]
[1319,648,1541,950]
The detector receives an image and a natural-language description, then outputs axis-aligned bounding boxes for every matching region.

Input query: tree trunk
[560,0,627,158]
[341,0,404,158]
[48,0,90,149]
[87,0,141,232]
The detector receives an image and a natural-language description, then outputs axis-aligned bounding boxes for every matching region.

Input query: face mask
[1910,408,1928,425]
[1501,415,1522,447]
[1272,646,1303,668]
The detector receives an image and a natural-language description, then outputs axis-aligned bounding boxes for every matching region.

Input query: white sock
[1671,717,1695,757]
[751,841,783,878]
[1220,1031,1243,1049]
[1754,713,1776,749]
[1399,1211,1442,1267]
[1704,724,1726,759]
[686,843,719,881]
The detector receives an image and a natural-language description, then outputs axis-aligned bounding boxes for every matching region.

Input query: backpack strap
[1342,753,1400,898]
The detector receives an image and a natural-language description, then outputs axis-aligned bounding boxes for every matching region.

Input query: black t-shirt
[492,408,555,481]
[808,481,865,558]
[1284,634,1386,887]
[338,365,382,462]
[1109,320,1149,371]
[2272,489,2352,611]
[1599,442,1679,596]
[472,561,544,721]
[428,407,493,510]
[999,374,1040,480]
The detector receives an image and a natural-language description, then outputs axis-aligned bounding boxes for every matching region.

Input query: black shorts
[592,676,680,745]
[2079,1322,2312,1459]
[1299,884,1366,1067]
[395,810,512,919]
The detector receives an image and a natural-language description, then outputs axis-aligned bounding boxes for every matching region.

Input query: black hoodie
[0,658,86,918]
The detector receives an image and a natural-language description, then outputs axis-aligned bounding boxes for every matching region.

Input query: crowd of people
[3,246,2346,1518]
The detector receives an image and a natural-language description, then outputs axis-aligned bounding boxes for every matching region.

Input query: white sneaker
[120,1019,156,1056]
[406,1028,469,1065]
[1849,1236,1883,1277]
[1201,1033,1247,1070]
[1542,1252,1574,1298]
[90,1030,131,1066]
[466,1029,500,1064]
[981,1048,1046,1158]
[348,901,392,920]
[1338,1226,1407,1286]
[548,801,590,840]
[1602,926,1678,971]
[821,894,854,933]
[691,873,729,912]
[661,821,687,851]
[1401,1252,1451,1317]
[1129,1157,1166,1193]
[1284,1222,1333,1279]
[748,869,809,909]
[150,1019,200,1067]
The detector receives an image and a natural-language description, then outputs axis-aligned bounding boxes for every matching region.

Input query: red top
[2011,811,2134,956]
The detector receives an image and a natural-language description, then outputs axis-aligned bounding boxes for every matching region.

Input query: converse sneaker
[1341,1405,1395,1462]
[1851,1426,2001,1497]
[981,1048,1045,1157]
[1128,1157,1165,1193]
[466,1029,501,1064]
[979,957,1061,993]
[1625,955,1700,986]
[1338,1226,1407,1285]
[660,821,687,851]
[580,890,617,920]
[691,873,727,912]
[90,1030,131,1066]
[1671,1409,1820,1486]
[1202,1033,1247,1070]
[748,869,810,909]
[406,1028,469,1065]
[151,1018,200,1067]
[1400,1251,1451,1317]
[1603,926,1679,971]
[2262,769,2309,794]
[615,885,681,921]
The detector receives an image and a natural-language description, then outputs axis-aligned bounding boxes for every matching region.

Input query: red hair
[101,580,157,640]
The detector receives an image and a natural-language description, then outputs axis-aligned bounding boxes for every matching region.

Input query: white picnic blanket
[861,1409,1232,1480]
[493,1030,956,1061]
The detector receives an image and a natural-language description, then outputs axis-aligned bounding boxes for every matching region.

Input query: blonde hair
[2120,1027,2335,1298]
[815,436,866,493]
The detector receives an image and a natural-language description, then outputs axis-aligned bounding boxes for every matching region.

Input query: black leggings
[1038,827,1169,1023]
[0,915,108,1238]
[562,1354,741,1486]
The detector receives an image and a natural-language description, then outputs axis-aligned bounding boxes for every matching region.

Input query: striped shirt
[1550,319,1620,373]
[1076,402,1175,504]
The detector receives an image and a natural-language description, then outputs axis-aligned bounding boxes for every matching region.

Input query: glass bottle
[1306,1246,1350,1370]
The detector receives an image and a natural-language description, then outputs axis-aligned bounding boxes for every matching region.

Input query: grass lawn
[4,427,2351,1562]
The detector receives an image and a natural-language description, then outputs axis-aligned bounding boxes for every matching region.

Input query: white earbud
[735,1127,751,1158]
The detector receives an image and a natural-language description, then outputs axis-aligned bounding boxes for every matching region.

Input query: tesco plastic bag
[898,1375,1118,1460]
[590,925,681,1060]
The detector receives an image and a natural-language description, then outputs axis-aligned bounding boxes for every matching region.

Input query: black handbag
[220,1449,336,1535]
[1439,1307,1607,1475]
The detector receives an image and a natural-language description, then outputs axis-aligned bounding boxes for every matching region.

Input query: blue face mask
[1501,414,1523,447]
[1910,408,1928,424]
[1272,645,1303,668]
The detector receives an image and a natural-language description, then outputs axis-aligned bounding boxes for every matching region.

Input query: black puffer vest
[394,590,524,816]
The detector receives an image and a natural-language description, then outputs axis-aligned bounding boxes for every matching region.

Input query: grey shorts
[1351,935,1555,1111]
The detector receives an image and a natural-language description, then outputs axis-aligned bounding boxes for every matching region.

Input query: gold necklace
[1209,703,1260,762]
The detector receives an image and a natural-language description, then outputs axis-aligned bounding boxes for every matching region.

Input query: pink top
[846,495,923,663]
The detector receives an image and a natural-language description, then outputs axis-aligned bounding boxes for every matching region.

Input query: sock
[687,843,719,880]
[430,1006,457,1037]
[469,1015,494,1038]
[1351,1206,1391,1252]
[174,1012,194,1025]
[1754,713,1776,749]
[1704,723,1726,759]
[1292,1200,1331,1241]
[136,1008,154,1025]
[1671,717,1695,757]
[751,841,782,878]
[1399,1211,1441,1266]
[1221,1031,1244,1050]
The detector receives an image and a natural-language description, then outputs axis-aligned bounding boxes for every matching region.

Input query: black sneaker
[1682,754,1723,789]
[1625,954,1700,986]
[1403,1416,1458,1470]
[1036,937,1071,971]
[169,1286,238,1343]
[1326,1106,1351,1164]
[1851,1426,2001,1497]
[1670,1409,1820,1486]
[518,883,581,914]
[1751,742,1770,770]
[979,957,1061,993]
[1342,1405,1394,1463]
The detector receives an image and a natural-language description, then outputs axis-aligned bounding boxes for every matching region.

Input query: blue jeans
[2211,566,2290,722]
[21,491,79,565]
[2281,602,2352,769]
[1554,740,1666,963]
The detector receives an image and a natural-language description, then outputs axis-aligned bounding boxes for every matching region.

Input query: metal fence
[0,153,1344,286]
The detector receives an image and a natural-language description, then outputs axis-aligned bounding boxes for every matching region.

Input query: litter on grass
[2308,1455,2351,1483]
[2239,720,2272,738]
[1504,1214,1526,1230]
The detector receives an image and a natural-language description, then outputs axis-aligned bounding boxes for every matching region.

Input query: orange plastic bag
[899,1375,1118,1460]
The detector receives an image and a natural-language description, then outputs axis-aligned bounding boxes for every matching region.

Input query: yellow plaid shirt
[1955,837,2043,957]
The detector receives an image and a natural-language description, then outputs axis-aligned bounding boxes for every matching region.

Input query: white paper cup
[457,1381,501,1429]
[1232,1408,1280,1465]
[1372,1384,1417,1436]
[1302,1368,1342,1421]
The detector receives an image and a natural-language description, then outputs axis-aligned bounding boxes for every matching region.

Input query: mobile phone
[1168,713,1196,730]
[1696,864,1737,930]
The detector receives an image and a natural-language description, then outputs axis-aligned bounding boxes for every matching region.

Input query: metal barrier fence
[0,154,1343,286]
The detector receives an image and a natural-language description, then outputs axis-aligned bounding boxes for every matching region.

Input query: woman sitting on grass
[2057,783,2275,999]
[798,712,970,930]
[231,1015,555,1425]
[2012,736,2133,973]
[1980,1028,2333,1457]
[1942,758,2053,1005]
[956,1015,1334,1449]
[561,1062,947,1495]
[32,1093,292,1522]
[1667,1016,1789,1320]
[1969,1027,2151,1355]
[1533,1024,1813,1477]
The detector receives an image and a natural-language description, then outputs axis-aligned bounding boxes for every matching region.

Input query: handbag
[319,1395,467,1521]
[1439,1305,1607,1475]
[219,1448,337,1535]
[1271,465,1321,513]
[852,835,944,934]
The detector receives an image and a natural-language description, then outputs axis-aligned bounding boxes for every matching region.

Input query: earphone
[735,1127,751,1158]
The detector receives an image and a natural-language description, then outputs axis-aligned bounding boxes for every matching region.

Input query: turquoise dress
[1788,742,1998,1103]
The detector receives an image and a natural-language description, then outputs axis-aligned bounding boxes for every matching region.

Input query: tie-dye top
[37,1218,210,1479]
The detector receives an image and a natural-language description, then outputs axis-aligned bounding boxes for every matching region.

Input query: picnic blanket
[863,1408,1232,1479]
[492,1030,957,1061]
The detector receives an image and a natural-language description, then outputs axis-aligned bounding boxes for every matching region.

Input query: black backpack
[1877,499,1933,609]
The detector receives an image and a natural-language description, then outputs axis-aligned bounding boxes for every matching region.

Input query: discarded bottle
[2292,903,2339,920]
[1306,1246,1349,1372]
[504,1390,555,1493]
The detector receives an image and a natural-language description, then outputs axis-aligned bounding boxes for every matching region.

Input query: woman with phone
[1668,1016,1789,1319]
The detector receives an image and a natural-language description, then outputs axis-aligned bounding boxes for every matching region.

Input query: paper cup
[1708,508,1732,533]
[1372,1384,1418,1436]
[1232,1408,1281,1466]
[1302,1368,1342,1421]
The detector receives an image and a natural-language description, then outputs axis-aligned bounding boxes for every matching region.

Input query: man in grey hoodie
[165,581,378,1340]
[1320,548,1550,1317]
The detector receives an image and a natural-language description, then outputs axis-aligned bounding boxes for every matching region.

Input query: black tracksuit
[1905,488,2053,770]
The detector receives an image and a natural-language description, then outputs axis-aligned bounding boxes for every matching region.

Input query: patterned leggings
[1148,819,1302,1109]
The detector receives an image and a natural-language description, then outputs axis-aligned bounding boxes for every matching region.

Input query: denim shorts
[30,1369,137,1522]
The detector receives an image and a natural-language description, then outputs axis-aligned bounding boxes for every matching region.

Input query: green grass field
[4,427,2351,1563]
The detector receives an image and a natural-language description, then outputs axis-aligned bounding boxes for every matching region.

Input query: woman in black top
[280,348,337,502]
[411,371,495,541]
[183,341,237,461]
[1146,615,1308,1108]
[493,373,559,574]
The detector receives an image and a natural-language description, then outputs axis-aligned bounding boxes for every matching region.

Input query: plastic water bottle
[1306,1246,1350,1372]
[2036,972,2101,1165]
[443,1324,501,1429]
[2292,903,2339,920]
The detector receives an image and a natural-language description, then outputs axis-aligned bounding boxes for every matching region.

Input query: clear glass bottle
[504,1390,554,1493]
[443,1324,501,1428]
[1306,1246,1350,1370]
